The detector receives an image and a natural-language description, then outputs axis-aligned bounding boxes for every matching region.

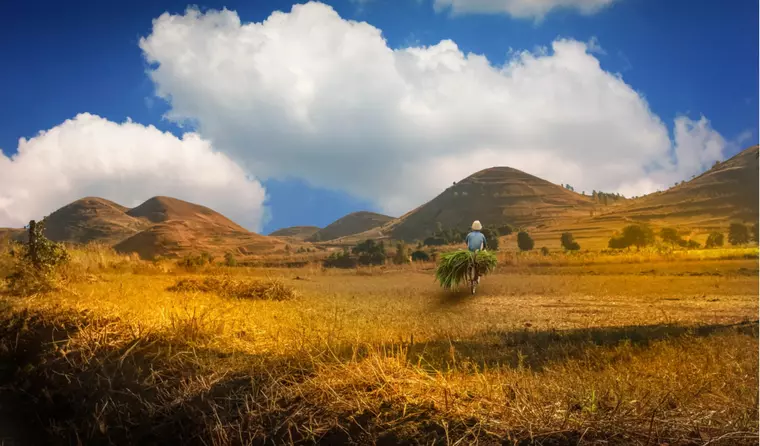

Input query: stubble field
[0,246,757,445]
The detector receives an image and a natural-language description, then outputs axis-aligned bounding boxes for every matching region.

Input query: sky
[0,0,757,234]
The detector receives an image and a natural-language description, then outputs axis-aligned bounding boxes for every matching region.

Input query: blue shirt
[466,231,486,252]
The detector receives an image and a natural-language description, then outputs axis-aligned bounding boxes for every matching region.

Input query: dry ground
[0,246,757,445]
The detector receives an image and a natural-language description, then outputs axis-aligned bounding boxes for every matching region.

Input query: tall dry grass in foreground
[0,244,757,445]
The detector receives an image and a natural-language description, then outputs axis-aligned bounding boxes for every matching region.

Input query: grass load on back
[435,250,497,290]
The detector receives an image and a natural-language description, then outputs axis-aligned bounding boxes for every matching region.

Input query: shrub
[705,232,724,248]
[686,240,701,249]
[423,237,446,246]
[352,240,386,266]
[223,252,238,267]
[608,236,628,250]
[659,227,685,246]
[517,231,534,251]
[497,225,514,236]
[178,252,215,269]
[481,228,500,251]
[729,223,750,246]
[411,250,430,262]
[323,250,358,269]
[752,223,758,244]
[168,276,297,301]
[393,242,410,265]
[5,219,70,295]
[560,232,580,251]
[540,246,550,256]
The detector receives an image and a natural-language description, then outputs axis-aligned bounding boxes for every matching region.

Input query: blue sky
[0,0,757,233]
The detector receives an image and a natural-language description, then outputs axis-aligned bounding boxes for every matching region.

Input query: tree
[752,223,759,244]
[621,224,655,249]
[497,225,514,236]
[393,242,410,264]
[411,250,430,262]
[705,232,724,248]
[352,239,386,265]
[481,227,500,251]
[224,252,237,267]
[608,224,655,250]
[686,240,701,249]
[608,236,628,249]
[540,247,550,256]
[728,223,750,246]
[323,249,358,268]
[560,232,580,251]
[517,231,534,251]
[423,237,446,246]
[659,227,684,247]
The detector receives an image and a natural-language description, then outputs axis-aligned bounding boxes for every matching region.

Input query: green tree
[560,232,580,251]
[686,240,701,249]
[496,225,514,236]
[352,240,386,265]
[621,224,655,249]
[728,223,750,246]
[411,250,430,262]
[540,247,550,256]
[705,232,724,248]
[659,227,684,246]
[224,252,237,267]
[517,231,534,251]
[481,227,500,251]
[393,242,410,264]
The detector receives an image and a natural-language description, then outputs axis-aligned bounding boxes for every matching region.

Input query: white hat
[471,220,482,231]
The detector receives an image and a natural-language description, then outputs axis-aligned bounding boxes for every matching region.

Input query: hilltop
[343,167,599,243]
[307,211,393,242]
[43,197,150,244]
[269,226,321,240]
[5,196,295,260]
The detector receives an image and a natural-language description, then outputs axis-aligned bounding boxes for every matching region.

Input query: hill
[530,145,760,249]
[355,166,598,243]
[126,196,247,232]
[43,197,150,244]
[2,195,295,260]
[269,226,321,240]
[307,211,393,242]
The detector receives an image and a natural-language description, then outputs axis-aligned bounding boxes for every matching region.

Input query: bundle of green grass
[435,250,498,290]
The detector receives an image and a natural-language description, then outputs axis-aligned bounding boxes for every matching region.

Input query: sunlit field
[0,244,757,445]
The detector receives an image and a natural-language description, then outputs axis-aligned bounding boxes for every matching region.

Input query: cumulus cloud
[139,2,727,215]
[0,114,266,230]
[432,0,617,19]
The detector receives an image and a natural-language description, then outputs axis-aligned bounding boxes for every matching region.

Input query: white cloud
[139,2,727,216]
[0,113,266,230]
[432,0,617,19]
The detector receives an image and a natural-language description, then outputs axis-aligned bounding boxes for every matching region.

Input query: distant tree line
[591,190,625,206]
[605,222,758,250]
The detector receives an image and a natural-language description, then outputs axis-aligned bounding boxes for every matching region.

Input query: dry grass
[0,246,757,445]
[168,275,298,301]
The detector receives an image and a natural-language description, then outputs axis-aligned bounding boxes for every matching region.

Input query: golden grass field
[0,244,758,445]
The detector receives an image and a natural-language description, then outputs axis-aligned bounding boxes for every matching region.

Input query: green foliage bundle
[435,250,497,290]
